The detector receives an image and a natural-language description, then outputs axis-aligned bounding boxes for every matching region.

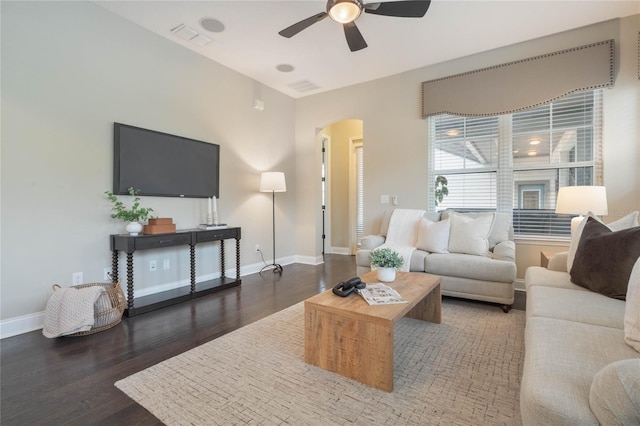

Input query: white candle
[208,197,212,216]
[212,196,218,214]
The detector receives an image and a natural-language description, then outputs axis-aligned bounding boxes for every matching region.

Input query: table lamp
[555,186,608,236]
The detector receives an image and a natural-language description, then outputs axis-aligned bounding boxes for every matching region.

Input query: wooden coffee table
[304,271,441,392]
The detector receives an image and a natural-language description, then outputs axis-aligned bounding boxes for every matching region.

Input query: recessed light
[513,150,519,154]
[529,138,541,145]
[200,18,225,33]
[276,64,295,73]
[446,129,460,136]
[528,151,537,156]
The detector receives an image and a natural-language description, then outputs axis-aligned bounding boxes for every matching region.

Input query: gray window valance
[421,39,615,118]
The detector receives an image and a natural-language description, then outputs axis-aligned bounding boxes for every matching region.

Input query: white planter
[377,267,396,282]
[125,221,143,236]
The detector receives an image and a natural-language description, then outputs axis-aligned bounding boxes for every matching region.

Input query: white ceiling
[95,1,640,99]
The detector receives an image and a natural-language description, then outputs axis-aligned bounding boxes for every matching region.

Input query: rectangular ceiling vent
[170,24,211,47]
[288,80,320,93]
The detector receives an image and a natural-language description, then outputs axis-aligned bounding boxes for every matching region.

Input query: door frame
[348,136,363,255]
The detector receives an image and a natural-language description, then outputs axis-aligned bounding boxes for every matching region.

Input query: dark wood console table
[110,227,241,317]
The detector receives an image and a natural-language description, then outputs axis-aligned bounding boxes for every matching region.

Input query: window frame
[427,89,603,240]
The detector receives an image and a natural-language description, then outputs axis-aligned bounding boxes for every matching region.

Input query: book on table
[358,283,407,305]
[198,223,227,230]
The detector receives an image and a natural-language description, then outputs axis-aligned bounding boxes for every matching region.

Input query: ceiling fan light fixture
[328,0,363,24]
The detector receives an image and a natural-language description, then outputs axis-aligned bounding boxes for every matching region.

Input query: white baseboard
[295,255,324,265]
[0,312,46,339]
[514,278,526,292]
[0,256,304,339]
[330,247,351,255]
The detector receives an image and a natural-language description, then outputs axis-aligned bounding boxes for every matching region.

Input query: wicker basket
[52,280,126,336]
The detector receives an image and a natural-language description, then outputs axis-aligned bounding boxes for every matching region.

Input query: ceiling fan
[278,0,431,52]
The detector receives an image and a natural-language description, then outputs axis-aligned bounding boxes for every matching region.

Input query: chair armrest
[360,235,385,250]
[547,252,568,272]
[493,240,516,263]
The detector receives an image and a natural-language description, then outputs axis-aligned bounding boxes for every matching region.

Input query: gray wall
[294,16,640,278]
[2,2,638,333]
[1,2,297,324]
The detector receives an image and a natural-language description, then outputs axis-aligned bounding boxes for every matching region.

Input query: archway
[318,119,364,256]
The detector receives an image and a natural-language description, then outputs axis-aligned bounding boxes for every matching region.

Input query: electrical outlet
[104,268,112,281]
[255,244,260,252]
[72,272,83,285]
[392,195,398,206]
[163,259,170,270]
[150,260,157,272]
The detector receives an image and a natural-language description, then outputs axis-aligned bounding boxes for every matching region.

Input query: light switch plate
[380,195,390,204]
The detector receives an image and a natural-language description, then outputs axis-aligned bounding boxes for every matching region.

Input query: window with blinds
[429,90,602,238]
[356,144,364,246]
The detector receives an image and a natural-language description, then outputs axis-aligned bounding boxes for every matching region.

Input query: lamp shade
[260,172,286,192]
[555,186,608,216]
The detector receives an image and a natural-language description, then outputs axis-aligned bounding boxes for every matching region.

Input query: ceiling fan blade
[343,22,368,52]
[278,12,328,38]
[364,0,431,18]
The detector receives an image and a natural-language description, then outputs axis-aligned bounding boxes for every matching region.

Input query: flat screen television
[113,123,219,198]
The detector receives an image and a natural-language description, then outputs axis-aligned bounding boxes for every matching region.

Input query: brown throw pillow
[570,217,640,300]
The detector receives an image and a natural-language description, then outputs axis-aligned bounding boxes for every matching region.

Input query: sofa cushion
[424,253,515,283]
[492,240,515,263]
[524,266,589,292]
[447,212,494,256]
[360,234,385,250]
[589,359,640,425]
[567,211,639,272]
[526,285,625,328]
[442,210,512,249]
[416,217,450,254]
[521,317,640,426]
[625,258,640,353]
[409,250,428,272]
[570,218,640,300]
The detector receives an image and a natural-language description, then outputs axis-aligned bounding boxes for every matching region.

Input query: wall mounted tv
[113,123,219,198]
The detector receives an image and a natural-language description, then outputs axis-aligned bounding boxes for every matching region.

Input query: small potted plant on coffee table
[369,248,404,282]
[105,187,154,236]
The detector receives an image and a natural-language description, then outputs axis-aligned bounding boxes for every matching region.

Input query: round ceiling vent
[276,64,295,73]
[200,18,225,33]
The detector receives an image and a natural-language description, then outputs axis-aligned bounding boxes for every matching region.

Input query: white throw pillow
[567,211,639,272]
[624,257,640,353]
[417,218,450,253]
[448,212,494,256]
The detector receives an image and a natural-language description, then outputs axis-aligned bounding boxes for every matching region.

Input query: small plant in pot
[105,187,154,236]
[369,248,404,282]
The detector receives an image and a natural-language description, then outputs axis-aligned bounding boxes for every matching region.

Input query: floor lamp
[260,172,286,273]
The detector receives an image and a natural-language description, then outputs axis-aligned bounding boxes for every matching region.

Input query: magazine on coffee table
[358,283,407,305]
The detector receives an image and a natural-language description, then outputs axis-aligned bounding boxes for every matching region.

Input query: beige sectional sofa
[520,212,640,425]
[356,210,517,311]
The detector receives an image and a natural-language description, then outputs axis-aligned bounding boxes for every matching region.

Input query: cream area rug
[116,299,525,425]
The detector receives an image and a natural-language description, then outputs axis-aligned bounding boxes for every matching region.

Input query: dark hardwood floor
[0,255,524,425]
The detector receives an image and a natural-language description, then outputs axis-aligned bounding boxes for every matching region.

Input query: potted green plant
[105,187,154,236]
[369,247,404,282]
[435,175,449,207]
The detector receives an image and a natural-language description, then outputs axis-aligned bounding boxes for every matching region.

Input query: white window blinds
[356,144,364,246]
[429,90,602,238]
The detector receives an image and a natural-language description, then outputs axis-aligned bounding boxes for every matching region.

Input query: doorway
[319,119,363,256]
